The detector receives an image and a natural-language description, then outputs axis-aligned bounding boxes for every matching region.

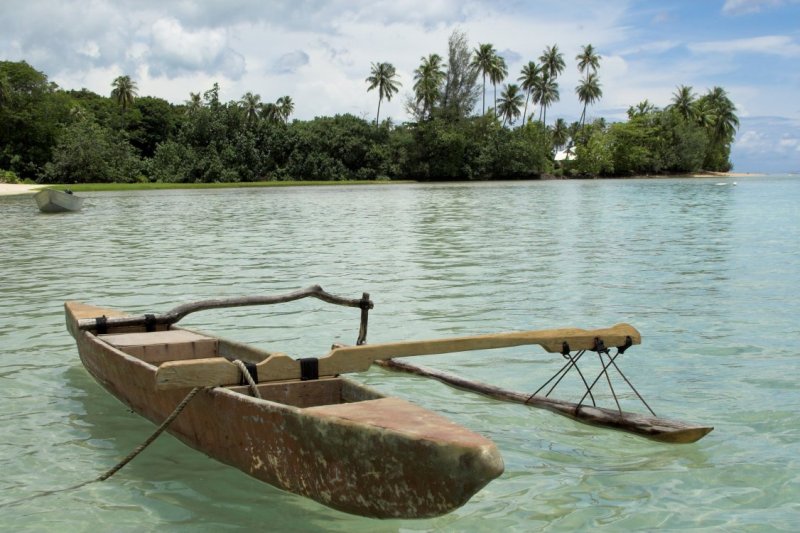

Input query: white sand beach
[0,183,43,196]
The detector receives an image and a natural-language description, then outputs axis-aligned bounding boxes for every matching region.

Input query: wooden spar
[76,285,372,331]
[375,359,714,444]
[155,324,640,390]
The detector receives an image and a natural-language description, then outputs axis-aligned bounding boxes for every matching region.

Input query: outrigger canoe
[65,285,712,518]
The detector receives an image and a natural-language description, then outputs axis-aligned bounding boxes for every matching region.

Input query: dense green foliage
[0,46,737,184]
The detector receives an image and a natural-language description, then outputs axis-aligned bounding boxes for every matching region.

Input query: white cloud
[731,117,800,172]
[147,17,245,79]
[617,40,681,56]
[722,0,790,15]
[689,35,800,57]
[77,41,101,59]
[273,50,311,74]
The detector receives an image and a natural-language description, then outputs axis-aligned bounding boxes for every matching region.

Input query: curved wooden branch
[77,285,372,331]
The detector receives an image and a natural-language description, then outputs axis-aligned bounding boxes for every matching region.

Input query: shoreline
[0,172,770,197]
[0,183,43,196]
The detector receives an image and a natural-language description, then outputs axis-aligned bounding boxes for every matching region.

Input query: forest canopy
[0,36,738,184]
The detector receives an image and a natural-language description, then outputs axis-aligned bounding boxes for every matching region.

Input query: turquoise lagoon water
[1,176,798,531]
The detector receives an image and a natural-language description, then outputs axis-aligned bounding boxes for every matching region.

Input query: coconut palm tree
[692,99,716,129]
[240,92,262,123]
[518,61,541,125]
[413,54,446,120]
[539,44,565,81]
[575,72,603,129]
[488,55,508,119]
[576,44,601,75]
[470,43,497,116]
[365,62,401,125]
[669,85,696,120]
[497,83,524,127]
[534,74,559,125]
[262,103,282,123]
[705,86,739,142]
[627,99,656,119]
[277,95,294,123]
[111,75,138,111]
[552,118,569,151]
[185,92,202,114]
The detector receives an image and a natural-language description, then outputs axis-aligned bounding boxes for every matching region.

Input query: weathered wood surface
[99,330,219,365]
[65,301,504,519]
[376,359,713,444]
[75,285,371,331]
[34,188,84,213]
[155,323,641,390]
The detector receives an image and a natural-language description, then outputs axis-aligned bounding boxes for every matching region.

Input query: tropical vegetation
[0,33,738,185]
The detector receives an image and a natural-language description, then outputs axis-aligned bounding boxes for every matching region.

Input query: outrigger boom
[154,323,641,389]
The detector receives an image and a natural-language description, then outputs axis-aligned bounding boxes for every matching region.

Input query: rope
[232,360,262,398]
[97,386,202,480]
[0,386,203,509]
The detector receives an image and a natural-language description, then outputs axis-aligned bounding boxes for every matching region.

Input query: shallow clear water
[1,177,798,531]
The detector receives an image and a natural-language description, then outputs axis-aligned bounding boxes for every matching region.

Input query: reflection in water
[1,176,799,531]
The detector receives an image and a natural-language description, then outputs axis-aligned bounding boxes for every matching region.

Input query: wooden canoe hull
[34,188,84,213]
[65,302,503,518]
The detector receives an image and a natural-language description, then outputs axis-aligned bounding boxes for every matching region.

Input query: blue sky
[1,0,798,173]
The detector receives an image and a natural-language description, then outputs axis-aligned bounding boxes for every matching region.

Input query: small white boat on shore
[34,188,84,213]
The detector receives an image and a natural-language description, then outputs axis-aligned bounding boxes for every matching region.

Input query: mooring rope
[0,386,203,509]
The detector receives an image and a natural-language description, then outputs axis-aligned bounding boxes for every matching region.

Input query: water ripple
[1,177,799,530]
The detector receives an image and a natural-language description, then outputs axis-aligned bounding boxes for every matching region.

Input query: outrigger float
[65,286,712,519]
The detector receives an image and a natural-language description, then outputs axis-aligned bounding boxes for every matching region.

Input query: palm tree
[627,99,656,119]
[692,99,716,130]
[497,83,524,126]
[277,95,294,123]
[576,44,601,75]
[488,55,508,119]
[575,72,602,128]
[413,54,446,120]
[240,92,262,123]
[534,74,559,125]
[185,92,202,114]
[551,118,569,151]
[471,43,497,115]
[365,62,401,125]
[518,61,541,125]
[539,44,566,81]
[111,75,138,111]
[262,103,282,123]
[706,86,739,142]
[669,85,696,120]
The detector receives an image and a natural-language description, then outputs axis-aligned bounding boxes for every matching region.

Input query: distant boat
[34,188,84,213]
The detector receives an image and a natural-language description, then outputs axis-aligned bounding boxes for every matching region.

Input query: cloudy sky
[1,0,799,173]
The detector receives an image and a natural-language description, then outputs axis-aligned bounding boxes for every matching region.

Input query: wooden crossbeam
[154,324,641,390]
